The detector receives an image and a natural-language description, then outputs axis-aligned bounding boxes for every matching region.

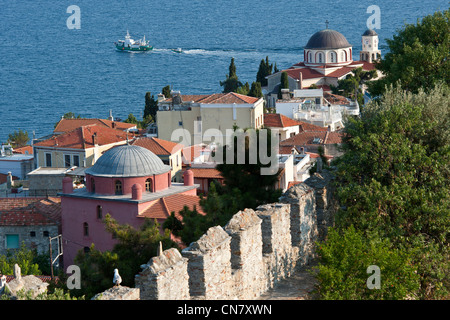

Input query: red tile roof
[348,60,376,71]
[298,121,329,132]
[187,168,223,179]
[139,193,205,220]
[54,119,136,133]
[13,145,33,155]
[283,68,324,81]
[131,137,184,156]
[34,124,132,150]
[326,66,355,78]
[0,197,61,226]
[264,113,303,128]
[281,130,344,147]
[165,92,261,105]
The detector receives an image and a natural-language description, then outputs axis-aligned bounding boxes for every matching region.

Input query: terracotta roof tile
[283,68,324,81]
[0,197,61,226]
[186,168,223,179]
[131,137,183,156]
[165,92,260,105]
[280,130,344,146]
[34,124,132,149]
[264,113,303,128]
[54,119,135,133]
[12,145,33,155]
[298,121,328,132]
[139,193,205,220]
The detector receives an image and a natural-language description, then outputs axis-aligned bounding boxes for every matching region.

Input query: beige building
[33,124,131,170]
[156,92,265,146]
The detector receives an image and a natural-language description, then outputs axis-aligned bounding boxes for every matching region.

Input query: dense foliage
[164,128,282,245]
[316,84,450,299]
[368,8,449,96]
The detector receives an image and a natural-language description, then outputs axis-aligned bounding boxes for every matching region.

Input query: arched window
[308,52,312,63]
[115,180,122,195]
[349,48,352,60]
[344,50,348,62]
[341,52,344,62]
[330,52,336,63]
[97,205,102,219]
[318,53,323,63]
[83,222,89,237]
[91,178,95,193]
[145,178,152,192]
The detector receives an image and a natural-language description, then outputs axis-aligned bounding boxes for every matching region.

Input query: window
[178,121,183,126]
[308,52,312,62]
[115,180,122,195]
[97,205,102,219]
[30,231,36,237]
[330,52,336,63]
[318,53,323,63]
[45,153,52,167]
[83,222,89,237]
[64,154,71,167]
[6,235,19,249]
[73,155,80,167]
[43,231,49,237]
[145,178,152,192]
[91,178,95,193]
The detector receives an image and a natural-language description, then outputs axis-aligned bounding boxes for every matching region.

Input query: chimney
[183,168,194,186]
[92,133,98,146]
[132,183,142,200]
[62,176,74,194]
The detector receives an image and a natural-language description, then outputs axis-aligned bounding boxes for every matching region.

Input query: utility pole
[49,236,54,279]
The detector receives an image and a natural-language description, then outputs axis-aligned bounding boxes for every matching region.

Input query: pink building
[60,144,200,267]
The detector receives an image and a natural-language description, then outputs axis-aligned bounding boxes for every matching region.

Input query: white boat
[172,48,183,53]
[115,31,153,52]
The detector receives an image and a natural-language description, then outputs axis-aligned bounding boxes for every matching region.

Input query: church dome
[305,29,352,49]
[362,29,378,36]
[85,144,170,177]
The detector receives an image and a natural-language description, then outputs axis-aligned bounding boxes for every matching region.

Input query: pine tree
[220,58,243,93]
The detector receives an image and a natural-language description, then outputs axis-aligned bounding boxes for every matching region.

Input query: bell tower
[360,29,381,63]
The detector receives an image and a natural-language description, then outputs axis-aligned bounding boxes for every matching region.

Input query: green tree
[327,84,450,299]
[330,67,376,106]
[256,56,273,87]
[220,58,243,93]
[144,91,158,121]
[7,129,29,148]
[277,71,290,98]
[123,113,139,125]
[0,243,41,276]
[249,81,263,98]
[162,85,172,99]
[368,8,450,96]
[316,226,420,300]
[73,215,178,299]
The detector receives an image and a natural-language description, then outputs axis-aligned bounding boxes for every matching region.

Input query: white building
[265,26,381,108]
[0,145,34,180]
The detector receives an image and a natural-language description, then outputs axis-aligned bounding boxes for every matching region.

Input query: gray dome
[305,29,351,49]
[85,144,170,177]
[362,29,378,36]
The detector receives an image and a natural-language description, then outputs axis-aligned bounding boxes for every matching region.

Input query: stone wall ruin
[134,171,336,300]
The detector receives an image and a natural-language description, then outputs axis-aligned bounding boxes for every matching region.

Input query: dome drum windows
[115,180,123,195]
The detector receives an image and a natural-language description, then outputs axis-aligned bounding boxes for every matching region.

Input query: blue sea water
[0,0,448,143]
